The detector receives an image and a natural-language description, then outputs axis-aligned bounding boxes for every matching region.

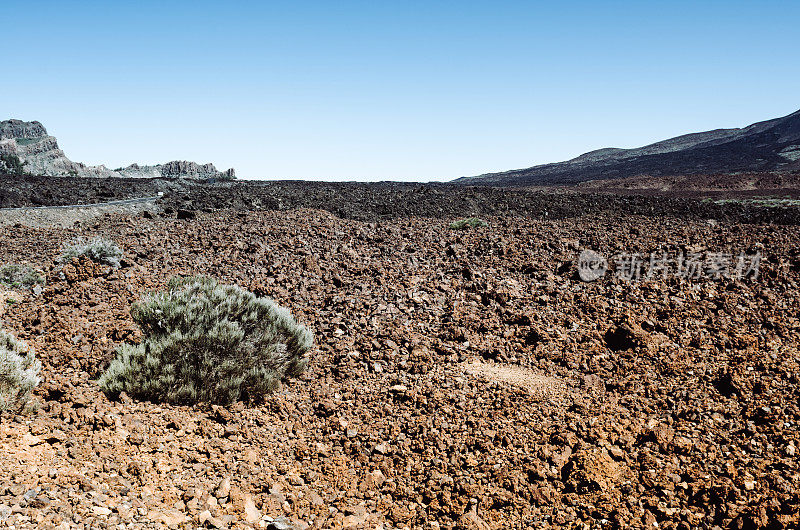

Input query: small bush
[60,237,123,268]
[98,276,314,405]
[0,329,41,414]
[449,217,487,230]
[0,264,45,289]
[0,154,28,176]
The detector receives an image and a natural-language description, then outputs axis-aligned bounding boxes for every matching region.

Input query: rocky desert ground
[0,177,798,529]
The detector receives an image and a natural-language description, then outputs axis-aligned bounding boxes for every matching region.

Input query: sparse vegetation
[203,174,237,183]
[98,276,314,405]
[449,217,487,230]
[14,137,41,147]
[0,328,41,414]
[0,264,45,289]
[0,154,28,176]
[60,237,123,268]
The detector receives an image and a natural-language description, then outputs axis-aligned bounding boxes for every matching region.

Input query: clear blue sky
[3,1,799,181]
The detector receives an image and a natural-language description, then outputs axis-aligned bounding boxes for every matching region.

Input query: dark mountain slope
[456,109,800,186]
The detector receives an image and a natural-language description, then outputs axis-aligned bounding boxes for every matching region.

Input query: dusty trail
[0,196,161,228]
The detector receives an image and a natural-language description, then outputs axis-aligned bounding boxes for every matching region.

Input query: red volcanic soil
[0,198,798,529]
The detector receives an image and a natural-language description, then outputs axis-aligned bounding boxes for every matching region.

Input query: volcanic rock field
[0,177,798,529]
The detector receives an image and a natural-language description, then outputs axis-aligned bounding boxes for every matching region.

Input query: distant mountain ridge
[0,119,235,180]
[456,109,800,186]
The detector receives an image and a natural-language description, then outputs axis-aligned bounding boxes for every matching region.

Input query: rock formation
[0,119,118,178]
[0,119,235,180]
[117,161,235,180]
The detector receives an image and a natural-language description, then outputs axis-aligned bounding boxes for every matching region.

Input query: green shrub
[98,276,314,405]
[60,236,123,268]
[0,264,45,289]
[449,217,487,230]
[0,154,28,176]
[0,329,41,413]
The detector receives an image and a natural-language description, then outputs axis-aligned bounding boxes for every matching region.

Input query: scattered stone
[215,477,231,499]
[604,321,649,351]
[198,510,224,528]
[244,495,260,523]
[0,198,797,529]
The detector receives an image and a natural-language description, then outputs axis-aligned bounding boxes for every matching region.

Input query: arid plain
[0,177,798,529]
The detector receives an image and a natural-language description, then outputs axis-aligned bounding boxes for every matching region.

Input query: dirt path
[0,196,160,228]
[462,360,568,401]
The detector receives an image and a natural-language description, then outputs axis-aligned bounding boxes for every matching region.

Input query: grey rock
[0,119,235,180]
[118,160,235,180]
[0,119,48,140]
[0,120,118,178]
[263,517,295,530]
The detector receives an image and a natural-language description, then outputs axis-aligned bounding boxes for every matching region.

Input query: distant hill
[455,109,800,186]
[0,119,235,180]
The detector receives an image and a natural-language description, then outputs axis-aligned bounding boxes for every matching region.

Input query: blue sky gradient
[3,1,799,180]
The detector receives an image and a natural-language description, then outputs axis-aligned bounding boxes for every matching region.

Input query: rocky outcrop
[118,161,235,180]
[0,119,48,140]
[456,108,800,186]
[0,119,235,180]
[0,120,118,178]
